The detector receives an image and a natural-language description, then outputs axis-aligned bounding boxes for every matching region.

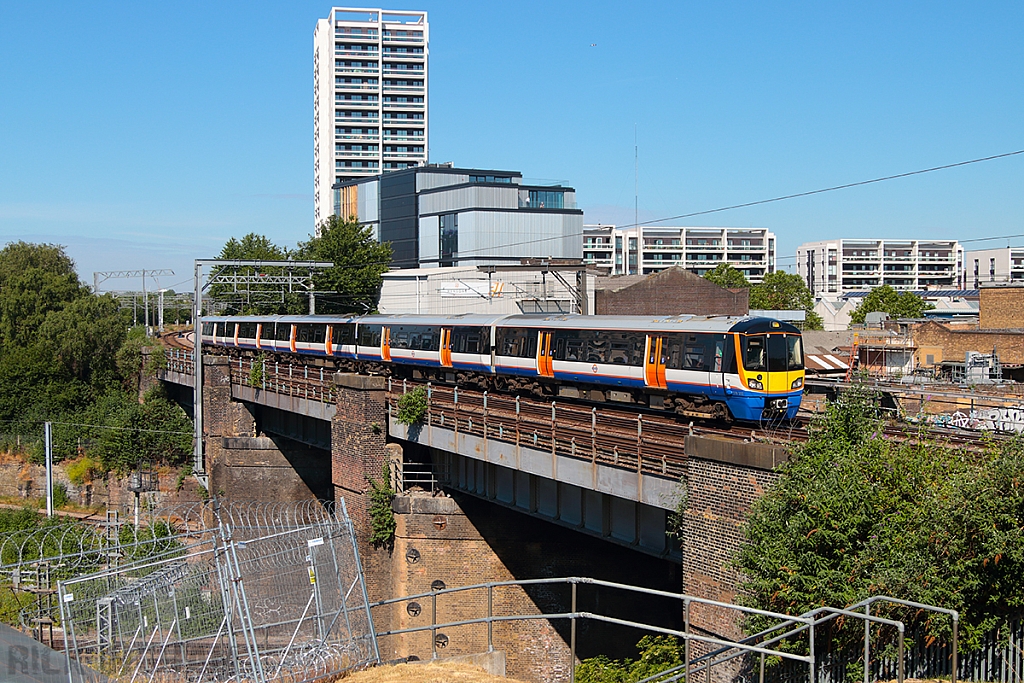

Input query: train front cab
[726,319,804,421]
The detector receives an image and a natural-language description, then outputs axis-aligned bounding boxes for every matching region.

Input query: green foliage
[396,387,428,425]
[210,220,393,315]
[175,462,193,491]
[118,519,182,564]
[749,270,824,330]
[0,242,87,347]
[367,462,396,550]
[51,483,69,509]
[249,353,265,387]
[210,233,294,315]
[117,326,166,393]
[736,387,1024,652]
[849,284,934,324]
[66,456,102,485]
[298,215,393,314]
[576,636,684,683]
[703,263,750,289]
[91,386,193,473]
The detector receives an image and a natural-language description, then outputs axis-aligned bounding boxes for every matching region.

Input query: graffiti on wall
[930,405,1024,433]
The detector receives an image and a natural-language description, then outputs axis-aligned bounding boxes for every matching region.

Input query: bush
[396,387,427,425]
[367,462,396,550]
[66,456,102,485]
[51,483,69,509]
[576,636,683,683]
[248,353,265,387]
[736,387,1024,652]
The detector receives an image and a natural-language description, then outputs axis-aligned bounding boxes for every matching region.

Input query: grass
[344,662,528,683]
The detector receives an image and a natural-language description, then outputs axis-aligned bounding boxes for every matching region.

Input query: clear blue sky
[2,1,1023,291]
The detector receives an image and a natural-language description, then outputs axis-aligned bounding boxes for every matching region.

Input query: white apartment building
[796,239,965,297]
[582,225,776,283]
[314,7,428,227]
[965,247,1024,287]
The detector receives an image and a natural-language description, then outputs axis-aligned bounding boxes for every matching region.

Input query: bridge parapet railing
[231,355,337,404]
[164,347,195,375]
[387,380,687,480]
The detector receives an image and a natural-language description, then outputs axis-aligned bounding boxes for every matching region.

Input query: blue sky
[2,1,1023,291]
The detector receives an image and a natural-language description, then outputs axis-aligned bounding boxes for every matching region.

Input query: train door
[232,323,239,347]
[381,326,392,362]
[766,334,789,392]
[255,324,263,349]
[440,327,453,367]
[325,325,333,356]
[708,335,727,398]
[644,335,667,389]
[537,331,554,377]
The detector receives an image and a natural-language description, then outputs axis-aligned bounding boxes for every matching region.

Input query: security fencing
[57,499,378,683]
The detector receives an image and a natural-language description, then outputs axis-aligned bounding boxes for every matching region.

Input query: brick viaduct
[164,354,789,682]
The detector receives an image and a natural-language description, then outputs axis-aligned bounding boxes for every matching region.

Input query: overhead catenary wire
[205,146,1024,270]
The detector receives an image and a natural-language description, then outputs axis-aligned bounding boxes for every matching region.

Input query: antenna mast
[635,124,640,275]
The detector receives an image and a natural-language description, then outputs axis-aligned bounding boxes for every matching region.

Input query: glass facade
[526,190,564,209]
[439,212,458,267]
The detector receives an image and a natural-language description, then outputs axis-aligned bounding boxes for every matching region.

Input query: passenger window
[566,338,584,361]
[713,340,724,372]
[586,336,607,363]
[684,346,705,370]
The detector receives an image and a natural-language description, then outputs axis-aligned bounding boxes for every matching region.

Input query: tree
[298,215,393,313]
[38,294,128,387]
[0,242,87,347]
[749,271,824,330]
[703,263,750,289]
[210,233,294,315]
[849,284,933,324]
[736,388,1024,653]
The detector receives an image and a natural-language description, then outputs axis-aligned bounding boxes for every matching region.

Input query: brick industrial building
[594,267,749,317]
[914,283,1024,368]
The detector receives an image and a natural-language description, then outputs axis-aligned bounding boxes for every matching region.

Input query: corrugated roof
[805,353,850,372]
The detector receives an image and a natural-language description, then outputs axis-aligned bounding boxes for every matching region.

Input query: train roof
[497,314,801,334]
[203,313,801,334]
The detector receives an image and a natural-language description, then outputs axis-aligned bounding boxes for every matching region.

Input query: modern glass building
[333,165,584,269]
[314,7,429,227]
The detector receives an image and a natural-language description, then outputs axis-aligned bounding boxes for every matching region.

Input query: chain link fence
[57,499,378,683]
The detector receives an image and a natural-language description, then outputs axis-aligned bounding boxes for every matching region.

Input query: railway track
[161,338,1007,462]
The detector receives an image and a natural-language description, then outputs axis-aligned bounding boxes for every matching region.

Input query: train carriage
[200,313,803,422]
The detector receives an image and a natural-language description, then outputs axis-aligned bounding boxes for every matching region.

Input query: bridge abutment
[203,356,331,501]
[680,436,787,680]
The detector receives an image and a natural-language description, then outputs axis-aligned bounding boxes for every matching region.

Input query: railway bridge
[156,343,793,677]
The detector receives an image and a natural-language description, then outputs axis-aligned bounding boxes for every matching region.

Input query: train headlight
[791,377,804,389]
[747,378,763,390]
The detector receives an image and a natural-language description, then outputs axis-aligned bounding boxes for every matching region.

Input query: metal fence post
[864,604,871,683]
[570,580,577,683]
[809,619,816,683]
[897,625,905,683]
[431,591,438,660]
[684,598,691,683]
[951,614,959,683]
[487,584,493,652]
